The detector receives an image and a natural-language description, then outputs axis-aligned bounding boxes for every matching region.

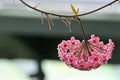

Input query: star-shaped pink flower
[57,34,114,71]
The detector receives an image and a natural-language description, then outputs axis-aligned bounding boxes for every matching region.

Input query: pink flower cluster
[57,34,114,71]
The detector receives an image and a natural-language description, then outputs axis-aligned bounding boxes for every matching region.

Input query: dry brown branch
[59,17,72,32]
[45,14,54,30]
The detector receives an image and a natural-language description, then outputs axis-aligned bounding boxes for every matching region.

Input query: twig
[40,13,44,24]
[59,17,72,32]
[45,14,54,30]
[19,0,119,17]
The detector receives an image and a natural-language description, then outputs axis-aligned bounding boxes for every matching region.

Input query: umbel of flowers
[57,34,114,71]
[19,0,117,71]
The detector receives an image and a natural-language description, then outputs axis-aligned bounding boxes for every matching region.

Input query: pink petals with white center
[57,34,114,71]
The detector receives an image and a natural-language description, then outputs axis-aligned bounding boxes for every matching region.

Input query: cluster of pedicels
[57,34,114,71]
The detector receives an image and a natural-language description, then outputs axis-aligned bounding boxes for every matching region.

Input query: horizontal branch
[20,0,119,18]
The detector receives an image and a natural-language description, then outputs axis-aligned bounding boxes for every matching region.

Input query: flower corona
[57,34,114,71]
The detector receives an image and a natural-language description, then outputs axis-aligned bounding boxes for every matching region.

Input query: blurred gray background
[0,0,120,80]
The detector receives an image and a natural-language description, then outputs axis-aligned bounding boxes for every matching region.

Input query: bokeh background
[0,0,120,80]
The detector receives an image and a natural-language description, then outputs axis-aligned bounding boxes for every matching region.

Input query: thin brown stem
[76,18,91,56]
[77,18,87,42]
[20,0,119,17]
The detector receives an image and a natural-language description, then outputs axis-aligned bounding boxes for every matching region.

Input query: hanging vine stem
[19,0,120,31]
[19,0,118,55]
[19,0,119,36]
[76,18,91,57]
[76,18,87,42]
[19,0,120,35]
[20,0,119,17]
